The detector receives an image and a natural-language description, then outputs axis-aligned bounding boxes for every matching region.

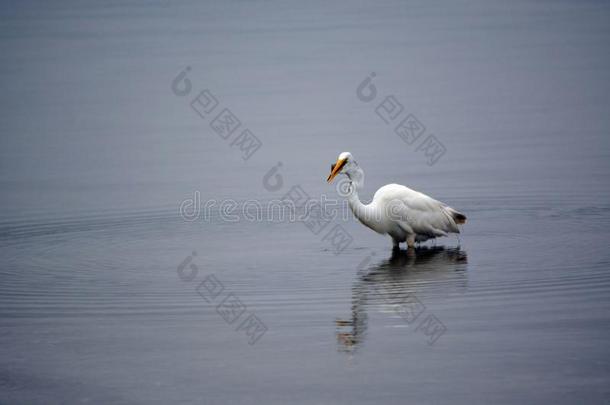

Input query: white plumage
[327,152,466,249]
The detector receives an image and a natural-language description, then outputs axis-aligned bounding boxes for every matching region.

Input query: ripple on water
[0,209,212,321]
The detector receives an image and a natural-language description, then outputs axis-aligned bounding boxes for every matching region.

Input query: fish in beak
[327,158,347,183]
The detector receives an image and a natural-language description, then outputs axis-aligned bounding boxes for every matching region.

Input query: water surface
[1,1,610,404]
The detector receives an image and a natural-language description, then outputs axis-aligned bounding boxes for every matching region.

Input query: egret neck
[345,166,377,230]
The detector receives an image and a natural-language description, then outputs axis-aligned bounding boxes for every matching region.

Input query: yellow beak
[327,158,347,183]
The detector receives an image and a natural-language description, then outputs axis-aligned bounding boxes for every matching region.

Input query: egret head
[327,151,355,183]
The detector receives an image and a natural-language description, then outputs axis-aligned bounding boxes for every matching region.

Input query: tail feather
[444,206,467,225]
[452,211,467,224]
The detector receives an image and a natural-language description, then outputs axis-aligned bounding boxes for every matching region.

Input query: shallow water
[1,1,610,404]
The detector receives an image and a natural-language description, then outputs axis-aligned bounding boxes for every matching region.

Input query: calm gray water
[1,1,610,404]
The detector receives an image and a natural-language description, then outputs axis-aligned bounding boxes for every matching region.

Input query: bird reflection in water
[336,247,468,353]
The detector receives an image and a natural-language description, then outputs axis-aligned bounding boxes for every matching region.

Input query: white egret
[327,152,466,249]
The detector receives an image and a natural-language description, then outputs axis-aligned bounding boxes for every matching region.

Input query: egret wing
[375,184,460,237]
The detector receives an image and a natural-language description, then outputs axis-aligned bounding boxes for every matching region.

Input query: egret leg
[392,239,400,251]
[406,235,415,249]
